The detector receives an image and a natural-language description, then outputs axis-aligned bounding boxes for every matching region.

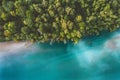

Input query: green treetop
[0,0,120,43]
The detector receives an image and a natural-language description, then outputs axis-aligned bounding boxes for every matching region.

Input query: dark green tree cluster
[0,0,120,43]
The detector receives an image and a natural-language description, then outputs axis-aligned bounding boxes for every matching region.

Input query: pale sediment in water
[104,34,120,51]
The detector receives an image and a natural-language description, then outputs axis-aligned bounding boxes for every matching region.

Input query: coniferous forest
[0,0,120,43]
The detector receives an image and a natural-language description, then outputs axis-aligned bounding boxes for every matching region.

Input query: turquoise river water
[0,29,120,80]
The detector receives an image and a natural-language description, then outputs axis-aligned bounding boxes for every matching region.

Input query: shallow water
[0,30,120,80]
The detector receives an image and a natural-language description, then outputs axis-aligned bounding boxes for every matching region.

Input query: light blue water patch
[0,29,120,80]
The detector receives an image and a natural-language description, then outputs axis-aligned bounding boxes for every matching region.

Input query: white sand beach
[0,41,33,53]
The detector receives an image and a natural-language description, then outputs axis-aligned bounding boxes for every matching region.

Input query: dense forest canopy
[0,0,120,43]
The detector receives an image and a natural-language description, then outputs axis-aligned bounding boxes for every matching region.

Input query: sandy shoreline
[0,41,33,52]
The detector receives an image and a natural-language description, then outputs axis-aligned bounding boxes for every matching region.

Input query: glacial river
[0,29,120,80]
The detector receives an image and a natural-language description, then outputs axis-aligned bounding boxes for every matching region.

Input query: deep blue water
[0,30,120,80]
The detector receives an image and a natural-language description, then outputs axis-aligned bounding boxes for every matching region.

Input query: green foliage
[0,0,120,43]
